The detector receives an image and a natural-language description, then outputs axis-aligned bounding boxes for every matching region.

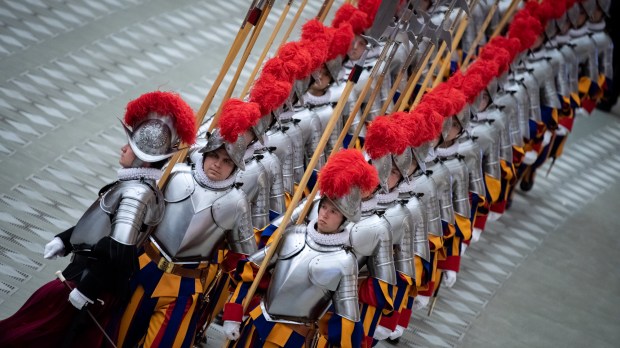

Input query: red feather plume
[249,74,292,116]
[218,99,262,143]
[319,149,379,199]
[277,42,313,80]
[357,0,382,28]
[327,23,355,60]
[365,116,407,159]
[260,57,292,83]
[124,91,196,145]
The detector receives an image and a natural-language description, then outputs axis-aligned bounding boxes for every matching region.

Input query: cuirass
[153,168,254,261]
[264,228,356,323]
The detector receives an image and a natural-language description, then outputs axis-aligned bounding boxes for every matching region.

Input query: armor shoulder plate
[348,215,389,257]
[277,225,307,259]
[163,164,195,203]
[309,250,357,292]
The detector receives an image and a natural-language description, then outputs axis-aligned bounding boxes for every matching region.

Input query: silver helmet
[393,148,413,185]
[325,57,343,85]
[567,3,583,27]
[325,187,362,223]
[122,113,179,163]
[366,152,392,194]
[199,128,250,170]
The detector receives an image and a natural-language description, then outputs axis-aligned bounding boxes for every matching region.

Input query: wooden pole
[239,0,295,98]
[277,0,309,48]
[158,3,263,189]
[213,0,275,119]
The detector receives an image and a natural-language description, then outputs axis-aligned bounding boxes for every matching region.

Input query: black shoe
[520,172,535,192]
[386,337,400,345]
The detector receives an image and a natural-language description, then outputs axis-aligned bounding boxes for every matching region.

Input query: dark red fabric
[0,279,118,348]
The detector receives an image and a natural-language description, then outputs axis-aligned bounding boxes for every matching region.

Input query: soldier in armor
[116,124,257,347]
[363,116,418,343]
[0,91,196,347]
[223,149,378,348]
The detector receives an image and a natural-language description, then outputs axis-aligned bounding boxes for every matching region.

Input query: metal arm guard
[470,119,502,180]
[266,126,296,194]
[570,31,600,84]
[505,80,531,140]
[591,31,613,79]
[456,137,486,196]
[349,213,396,285]
[546,44,572,98]
[525,55,562,109]
[295,108,326,171]
[494,92,524,148]
[237,157,270,229]
[486,106,514,162]
[401,170,442,238]
[312,104,341,157]
[259,150,286,216]
[381,202,416,279]
[426,160,456,224]
[69,180,163,248]
[441,156,471,219]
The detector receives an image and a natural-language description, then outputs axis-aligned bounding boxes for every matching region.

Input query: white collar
[376,189,400,205]
[303,90,332,107]
[117,167,162,181]
[435,143,458,158]
[306,219,349,246]
[569,27,589,38]
[587,21,606,32]
[191,152,237,190]
[424,147,437,163]
[361,195,378,213]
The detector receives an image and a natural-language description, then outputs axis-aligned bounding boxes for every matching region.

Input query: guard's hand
[43,237,65,259]
[413,295,430,310]
[389,325,406,340]
[443,270,458,288]
[68,288,94,310]
[223,320,241,341]
[522,150,538,165]
[373,325,392,341]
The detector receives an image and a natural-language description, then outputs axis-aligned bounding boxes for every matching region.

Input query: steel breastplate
[404,195,430,262]
[154,170,239,261]
[264,229,353,323]
[409,173,442,237]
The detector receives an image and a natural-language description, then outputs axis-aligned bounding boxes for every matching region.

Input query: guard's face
[478,90,491,112]
[309,66,332,94]
[318,199,345,234]
[203,147,236,181]
[445,116,462,143]
[348,35,367,61]
[119,143,137,168]
[387,164,402,191]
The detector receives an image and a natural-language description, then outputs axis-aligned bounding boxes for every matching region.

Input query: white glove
[460,242,468,256]
[522,150,538,165]
[413,295,430,310]
[43,237,65,259]
[574,107,589,118]
[542,130,553,147]
[443,270,458,288]
[488,211,502,221]
[373,325,392,341]
[555,124,569,136]
[471,227,482,243]
[389,325,406,340]
[223,320,241,341]
[68,288,94,310]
